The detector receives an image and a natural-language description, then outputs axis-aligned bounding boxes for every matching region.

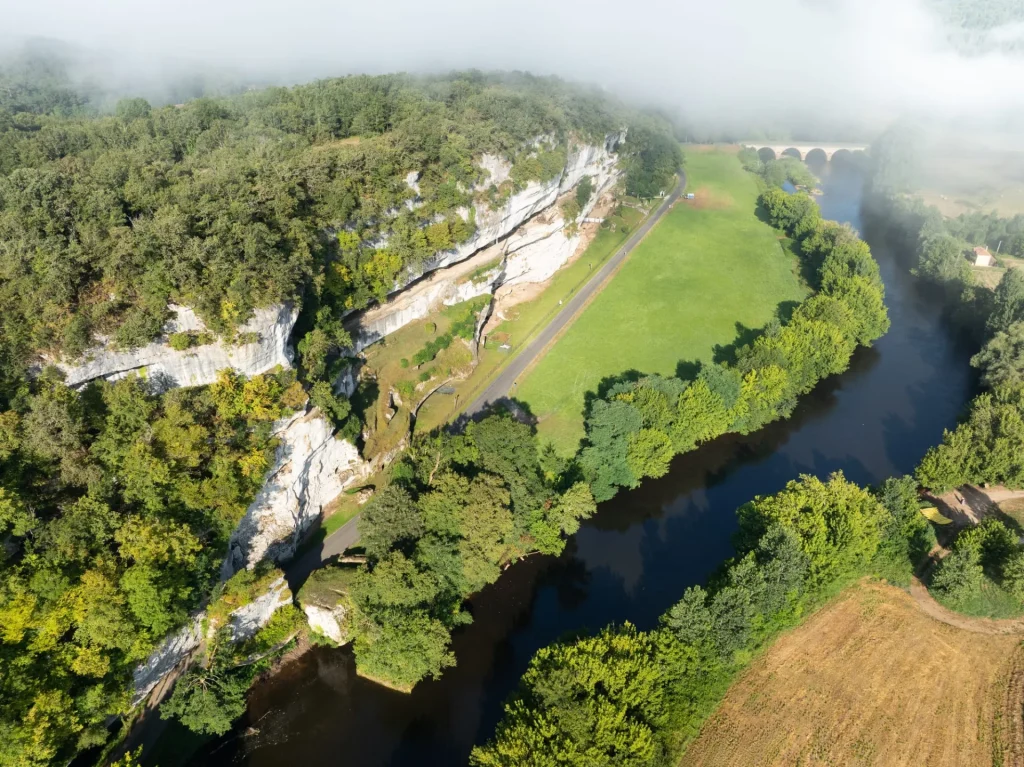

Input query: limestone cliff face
[345,133,623,352]
[130,578,294,705]
[131,616,204,706]
[55,303,297,388]
[303,603,350,645]
[221,408,371,578]
[226,577,293,642]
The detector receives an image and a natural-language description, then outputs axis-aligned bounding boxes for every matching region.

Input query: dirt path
[909,539,1024,635]
[926,484,1024,527]
[909,572,1024,635]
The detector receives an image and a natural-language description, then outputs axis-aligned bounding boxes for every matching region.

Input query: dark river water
[191,161,978,766]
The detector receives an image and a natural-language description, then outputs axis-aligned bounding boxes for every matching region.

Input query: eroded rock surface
[55,303,297,388]
[221,409,371,578]
[227,577,293,643]
[303,603,350,645]
[345,134,623,351]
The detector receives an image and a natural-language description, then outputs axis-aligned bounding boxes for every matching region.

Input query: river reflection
[190,160,978,767]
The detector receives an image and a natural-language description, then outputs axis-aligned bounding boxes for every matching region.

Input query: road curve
[288,169,687,580]
[464,169,687,416]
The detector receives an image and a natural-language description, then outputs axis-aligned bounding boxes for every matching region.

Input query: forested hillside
[0,69,677,401]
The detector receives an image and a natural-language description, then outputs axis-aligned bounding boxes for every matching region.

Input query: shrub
[418,371,431,382]
[400,358,409,369]
[425,322,436,335]
[235,331,261,346]
[396,380,416,402]
[168,332,196,351]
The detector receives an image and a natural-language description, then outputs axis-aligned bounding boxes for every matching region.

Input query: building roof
[975,246,992,256]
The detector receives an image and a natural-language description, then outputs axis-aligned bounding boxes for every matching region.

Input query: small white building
[973,246,995,267]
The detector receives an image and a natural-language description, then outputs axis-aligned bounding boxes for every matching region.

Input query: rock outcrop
[131,616,204,706]
[344,133,623,352]
[55,303,297,389]
[226,577,293,642]
[303,603,350,645]
[131,578,294,705]
[221,408,371,578]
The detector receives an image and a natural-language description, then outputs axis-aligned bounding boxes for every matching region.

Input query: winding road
[287,169,687,581]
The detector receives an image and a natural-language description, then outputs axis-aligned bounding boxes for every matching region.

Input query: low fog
[5,0,1024,139]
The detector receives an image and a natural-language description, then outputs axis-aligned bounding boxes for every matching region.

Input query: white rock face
[348,265,495,353]
[131,577,294,704]
[393,137,619,293]
[131,616,204,706]
[55,303,297,388]
[227,577,293,643]
[344,134,622,351]
[303,603,350,645]
[222,409,371,577]
[478,153,513,186]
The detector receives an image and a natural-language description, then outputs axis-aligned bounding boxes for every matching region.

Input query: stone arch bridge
[740,141,869,161]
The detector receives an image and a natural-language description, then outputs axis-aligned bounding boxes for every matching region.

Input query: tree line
[864,173,1024,408]
[579,185,889,502]
[471,472,933,766]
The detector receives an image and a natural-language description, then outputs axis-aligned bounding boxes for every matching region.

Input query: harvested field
[681,581,1024,767]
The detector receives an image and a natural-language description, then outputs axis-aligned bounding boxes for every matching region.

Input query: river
[190,160,978,766]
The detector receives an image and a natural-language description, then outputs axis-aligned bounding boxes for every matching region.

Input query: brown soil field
[681,581,1024,767]
[687,185,735,211]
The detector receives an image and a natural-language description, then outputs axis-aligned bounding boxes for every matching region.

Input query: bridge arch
[831,148,855,166]
[780,147,802,161]
[757,147,777,163]
[804,148,828,165]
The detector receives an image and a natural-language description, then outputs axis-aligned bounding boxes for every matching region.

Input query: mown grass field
[516,149,808,454]
[681,581,1024,767]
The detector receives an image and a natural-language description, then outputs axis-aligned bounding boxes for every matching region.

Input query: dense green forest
[316,416,595,689]
[0,367,305,765]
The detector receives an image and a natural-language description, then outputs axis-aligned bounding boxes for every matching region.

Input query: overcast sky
[5,0,1024,136]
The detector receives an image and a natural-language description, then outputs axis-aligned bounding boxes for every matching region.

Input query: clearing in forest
[680,581,1024,767]
[515,149,808,454]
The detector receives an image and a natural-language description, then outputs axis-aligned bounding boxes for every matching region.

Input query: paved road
[464,168,687,416]
[287,170,686,579]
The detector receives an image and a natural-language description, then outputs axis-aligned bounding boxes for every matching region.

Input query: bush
[418,371,431,382]
[400,358,409,369]
[396,380,416,402]
[168,332,196,351]
[235,331,261,346]
[425,322,436,335]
